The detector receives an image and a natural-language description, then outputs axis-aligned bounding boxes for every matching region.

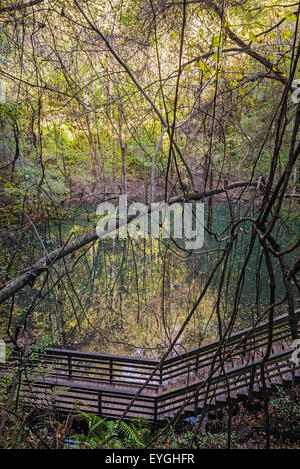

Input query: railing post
[98,391,102,416]
[159,364,163,386]
[242,334,247,357]
[68,355,72,379]
[109,359,113,384]
[195,352,199,373]
[153,397,158,431]
[194,389,199,414]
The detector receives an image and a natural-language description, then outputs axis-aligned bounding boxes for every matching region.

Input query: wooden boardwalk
[2,309,300,426]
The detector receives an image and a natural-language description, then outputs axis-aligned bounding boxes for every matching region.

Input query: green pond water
[1,201,299,358]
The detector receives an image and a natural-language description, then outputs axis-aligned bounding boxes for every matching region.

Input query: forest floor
[68,172,262,205]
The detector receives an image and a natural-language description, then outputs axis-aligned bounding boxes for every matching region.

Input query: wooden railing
[16,309,297,389]
[159,310,300,385]
[155,347,299,422]
[20,348,160,389]
[1,309,300,425]
[20,378,156,421]
[16,345,300,427]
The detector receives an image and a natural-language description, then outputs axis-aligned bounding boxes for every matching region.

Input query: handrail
[158,309,300,384]
[157,347,294,401]
[162,309,300,366]
[3,309,299,391]
[5,309,299,363]
[17,345,299,426]
[44,347,158,365]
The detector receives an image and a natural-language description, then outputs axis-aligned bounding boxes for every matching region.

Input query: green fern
[118,420,144,448]
[77,409,107,439]
[72,409,149,449]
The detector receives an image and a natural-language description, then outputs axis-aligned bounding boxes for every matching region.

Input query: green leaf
[213,35,221,47]
[282,29,291,39]
[286,13,297,22]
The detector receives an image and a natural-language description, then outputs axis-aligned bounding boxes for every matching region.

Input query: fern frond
[118,421,144,448]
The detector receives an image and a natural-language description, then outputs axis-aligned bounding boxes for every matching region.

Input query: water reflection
[1,202,298,357]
